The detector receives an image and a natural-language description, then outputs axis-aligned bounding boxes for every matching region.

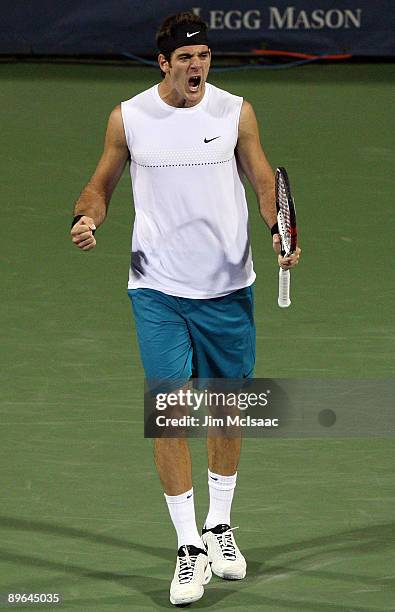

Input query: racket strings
[278,179,292,253]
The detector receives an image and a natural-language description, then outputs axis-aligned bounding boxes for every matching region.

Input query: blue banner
[1,1,394,56]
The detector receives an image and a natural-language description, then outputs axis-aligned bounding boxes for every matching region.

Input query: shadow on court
[0,515,394,609]
[247,521,395,583]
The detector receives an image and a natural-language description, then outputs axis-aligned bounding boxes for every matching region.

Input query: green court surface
[1,62,394,610]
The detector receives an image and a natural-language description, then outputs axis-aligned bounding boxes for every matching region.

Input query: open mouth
[188,75,201,92]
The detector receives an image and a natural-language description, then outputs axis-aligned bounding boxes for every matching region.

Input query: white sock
[205,470,237,529]
[164,487,203,549]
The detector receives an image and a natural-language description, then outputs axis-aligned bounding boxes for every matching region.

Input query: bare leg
[207,437,241,475]
[154,438,192,495]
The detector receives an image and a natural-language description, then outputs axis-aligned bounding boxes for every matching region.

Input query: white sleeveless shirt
[121,82,255,298]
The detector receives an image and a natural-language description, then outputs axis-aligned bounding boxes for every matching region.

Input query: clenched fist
[71,215,97,251]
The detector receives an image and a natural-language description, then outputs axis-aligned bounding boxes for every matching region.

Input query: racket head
[275,167,297,256]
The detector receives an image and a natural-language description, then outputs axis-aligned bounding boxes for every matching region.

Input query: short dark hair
[156,12,208,78]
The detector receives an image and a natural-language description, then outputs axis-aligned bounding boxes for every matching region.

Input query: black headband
[159,22,209,56]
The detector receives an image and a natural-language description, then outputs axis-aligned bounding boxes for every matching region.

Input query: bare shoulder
[109,103,122,122]
[240,98,255,115]
[238,99,260,141]
[105,104,127,148]
[240,99,258,121]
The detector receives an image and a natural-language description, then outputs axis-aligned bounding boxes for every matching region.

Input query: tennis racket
[275,167,297,308]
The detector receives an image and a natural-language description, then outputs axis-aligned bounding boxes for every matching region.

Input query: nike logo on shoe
[187,31,200,38]
[204,136,220,143]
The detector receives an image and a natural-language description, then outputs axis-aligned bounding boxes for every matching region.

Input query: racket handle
[278,268,291,308]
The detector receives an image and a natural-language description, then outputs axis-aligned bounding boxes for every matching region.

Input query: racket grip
[278,268,291,308]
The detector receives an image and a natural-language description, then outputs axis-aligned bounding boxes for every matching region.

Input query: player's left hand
[272,234,301,270]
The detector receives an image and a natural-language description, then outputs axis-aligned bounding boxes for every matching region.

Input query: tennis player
[70,11,300,606]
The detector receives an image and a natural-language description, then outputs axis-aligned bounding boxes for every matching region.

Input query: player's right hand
[70,215,97,251]
[279,246,301,270]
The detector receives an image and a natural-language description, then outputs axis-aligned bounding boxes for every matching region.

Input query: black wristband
[270,222,279,236]
[71,214,96,235]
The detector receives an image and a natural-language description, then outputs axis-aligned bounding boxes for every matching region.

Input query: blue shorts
[128,286,255,382]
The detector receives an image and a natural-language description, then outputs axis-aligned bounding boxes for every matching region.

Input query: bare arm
[71,105,129,251]
[236,100,300,269]
[236,100,276,230]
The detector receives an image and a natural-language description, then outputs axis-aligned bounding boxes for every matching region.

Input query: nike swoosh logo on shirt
[187,31,200,38]
[204,136,221,143]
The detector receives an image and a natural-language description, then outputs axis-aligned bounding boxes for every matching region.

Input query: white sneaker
[202,524,246,580]
[170,544,212,606]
